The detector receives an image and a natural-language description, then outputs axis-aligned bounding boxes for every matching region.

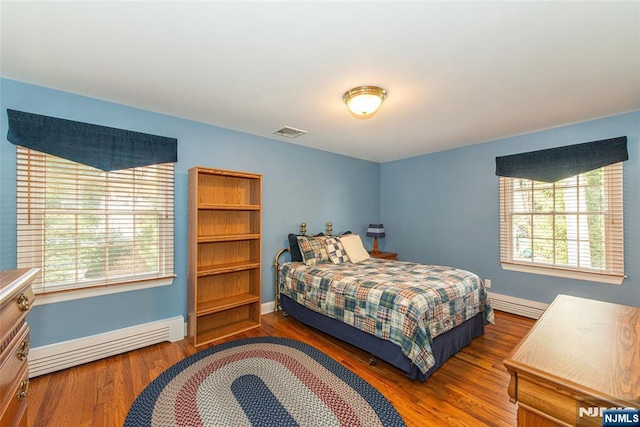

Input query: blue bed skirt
[280,294,485,381]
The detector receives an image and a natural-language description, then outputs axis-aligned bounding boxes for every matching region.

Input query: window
[499,163,624,284]
[17,147,175,298]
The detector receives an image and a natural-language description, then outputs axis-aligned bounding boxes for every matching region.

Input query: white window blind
[499,163,624,284]
[16,147,175,294]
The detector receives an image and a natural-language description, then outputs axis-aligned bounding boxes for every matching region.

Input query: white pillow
[339,234,370,264]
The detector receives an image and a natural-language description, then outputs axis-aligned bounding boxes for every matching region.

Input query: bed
[274,223,495,381]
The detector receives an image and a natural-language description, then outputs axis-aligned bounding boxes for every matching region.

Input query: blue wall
[381,111,639,307]
[2,77,638,350]
[0,79,380,347]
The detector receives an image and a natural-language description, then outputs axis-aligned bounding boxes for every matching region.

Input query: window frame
[499,163,625,285]
[16,147,176,305]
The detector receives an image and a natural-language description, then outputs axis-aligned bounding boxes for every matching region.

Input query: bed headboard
[296,222,333,237]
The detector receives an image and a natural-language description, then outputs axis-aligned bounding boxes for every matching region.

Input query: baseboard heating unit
[29,315,184,377]
[487,292,548,319]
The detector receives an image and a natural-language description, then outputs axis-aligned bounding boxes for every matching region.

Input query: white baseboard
[487,292,548,319]
[29,315,184,378]
[262,301,275,314]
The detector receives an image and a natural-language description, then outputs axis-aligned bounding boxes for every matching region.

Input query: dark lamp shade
[366,223,385,238]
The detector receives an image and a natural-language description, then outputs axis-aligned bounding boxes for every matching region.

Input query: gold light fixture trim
[343,85,387,119]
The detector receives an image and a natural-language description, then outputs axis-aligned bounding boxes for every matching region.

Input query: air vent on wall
[273,126,307,138]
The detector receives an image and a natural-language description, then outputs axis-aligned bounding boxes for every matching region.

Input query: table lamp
[366,223,385,254]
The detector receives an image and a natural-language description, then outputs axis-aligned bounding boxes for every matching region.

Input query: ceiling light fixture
[343,85,387,119]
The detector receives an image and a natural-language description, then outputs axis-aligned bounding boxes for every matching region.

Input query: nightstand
[369,250,398,260]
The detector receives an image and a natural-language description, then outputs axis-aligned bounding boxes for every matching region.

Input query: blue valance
[495,136,628,183]
[6,109,177,171]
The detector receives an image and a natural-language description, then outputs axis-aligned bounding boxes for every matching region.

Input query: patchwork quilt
[279,258,495,374]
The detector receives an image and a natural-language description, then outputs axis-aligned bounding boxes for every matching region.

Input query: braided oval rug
[125,337,406,427]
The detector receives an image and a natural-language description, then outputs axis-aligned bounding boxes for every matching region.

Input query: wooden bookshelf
[187,167,262,346]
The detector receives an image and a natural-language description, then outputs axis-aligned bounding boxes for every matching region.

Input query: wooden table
[504,294,640,426]
[368,250,398,260]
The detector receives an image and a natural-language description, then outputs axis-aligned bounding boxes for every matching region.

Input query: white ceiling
[2,1,639,163]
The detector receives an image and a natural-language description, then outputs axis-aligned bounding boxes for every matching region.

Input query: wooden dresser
[504,294,640,426]
[0,268,38,427]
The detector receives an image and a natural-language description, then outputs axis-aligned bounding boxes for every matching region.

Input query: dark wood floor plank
[27,310,533,427]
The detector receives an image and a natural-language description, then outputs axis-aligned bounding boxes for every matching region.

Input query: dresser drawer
[0,286,34,344]
[0,324,30,421]
[0,363,28,427]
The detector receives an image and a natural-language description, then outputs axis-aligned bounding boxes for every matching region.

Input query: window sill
[33,276,176,306]
[500,262,624,285]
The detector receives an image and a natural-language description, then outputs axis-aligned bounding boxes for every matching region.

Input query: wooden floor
[27,310,533,427]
